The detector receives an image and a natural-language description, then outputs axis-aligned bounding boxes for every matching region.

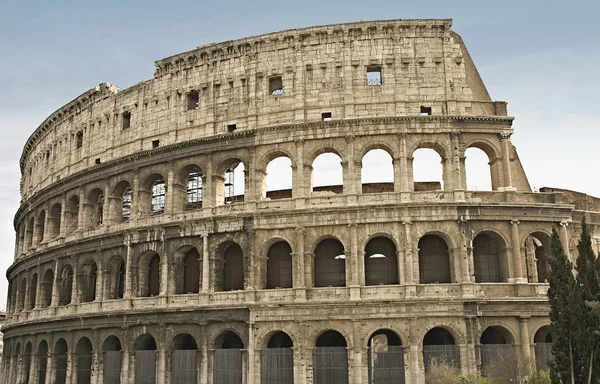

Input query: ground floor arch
[367,329,405,384]
[262,331,294,384]
[314,330,348,384]
[533,326,553,371]
[213,331,244,384]
[423,328,459,371]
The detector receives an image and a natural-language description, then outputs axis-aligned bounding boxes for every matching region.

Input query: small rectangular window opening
[227,124,237,133]
[76,132,83,149]
[122,112,131,129]
[186,90,199,110]
[322,112,332,121]
[269,76,283,96]
[95,158,101,165]
[152,140,160,148]
[420,106,432,116]
[366,66,382,86]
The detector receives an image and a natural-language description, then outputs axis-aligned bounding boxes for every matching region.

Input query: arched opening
[423,328,459,371]
[80,260,98,302]
[17,277,26,312]
[361,149,394,193]
[262,332,294,384]
[54,338,68,384]
[35,210,46,245]
[214,332,244,384]
[105,256,125,300]
[27,274,37,310]
[312,152,343,194]
[151,180,166,214]
[367,330,405,384]
[526,232,552,283]
[41,269,54,308]
[85,188,105,228]
[102,336,122,384]
[174,247,201,295]
[75,337,93,384]
[266,241,293,289]
[216,242,244,292]
[314,238,346,288]
[465,147,493,191]
[37,340,49,384]
[473,232,509,283]
[412,148,444,191]
[364,237,399,286]
[49,203,62,239]
[25,217,35,249]
[66,195,80,233]
[215,159,246,205]
[23,342,32,384]
[139,173,166,215]
[110,181,132,222]
[58,265,73,306]
[418,235,451,284]
[172,334,198,384]
[134,334,157,384]
[265,156,293,199]
[534,326,553,371]
[314,330,348,384]
[174,164,204,210]
[480,326,515,372]
[139,253,161,297]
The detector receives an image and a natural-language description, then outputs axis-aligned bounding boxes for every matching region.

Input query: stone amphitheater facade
[3,18,600,384]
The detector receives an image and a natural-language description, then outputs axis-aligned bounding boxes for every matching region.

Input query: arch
[134,334,157,384]
[214,331,244,384]
[104,255,125,300]
[525,231,552,283]
[138,252,161,297]
[480,326,516,372]
[172,333,198,350]
[172,333,198,384]
[367,329,405,384]
[412,148,444,191]
[174,246,201,294]
[361,148,394,194]
[102,335,122,384]
[54,338,68,384]
[312,152,343,194]
[85,188,105,228]
[423,327,459,371]
[37,340,49,384]
[533,325,553,371]
[40,269,54,308]
[58,264,73,306]
[464,139,501,191]
[175,164,204,210]
[314,238,346,288]
[111,180,132,222]
[80,259,98,302]
[473,231,509,282]
[139,172,166,215]
[75,337,93,384]
[263,332,294,384]
[216,158,246,205]
[265,155,293,199]
[25,216,35,249]
[17,277,26,312]
[465,147,493,191]
[22,342,33,384]
[314,330,349,384]
[35,210,46,244]
[364,236,399,286]
[65,194,80,233]
[214,331,245,349]
[26,273,38,310]
[216,242,244,292]
[266,241,293,289]
[418,235,451,284]
[102,335,122,351]
[49,203,62,238]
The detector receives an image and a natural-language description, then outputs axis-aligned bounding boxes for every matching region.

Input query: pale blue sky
[0,0,598,309]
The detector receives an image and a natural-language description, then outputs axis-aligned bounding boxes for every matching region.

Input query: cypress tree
[547,226,578,384]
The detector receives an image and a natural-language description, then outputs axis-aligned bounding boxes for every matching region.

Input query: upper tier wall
[20,19,504,201]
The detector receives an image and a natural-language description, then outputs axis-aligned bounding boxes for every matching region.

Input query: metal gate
[368,346,405,384]
[423,345,459,371]
[55,353,68,384]
[261,348,293,384]
[172,350,197,384]
[535,343,553,371]
[135,350,156,384]
[313,347,348,384]
[77,352,92,384]
[103,351,122,384]
[480,344,514,370]
[37,354,47,384]
[214,349,242,384]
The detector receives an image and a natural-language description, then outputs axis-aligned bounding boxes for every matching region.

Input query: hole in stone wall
[227,124,237,133]
[76,132,83,149]
[420,106,432,116]
[186,90,199,110]
[366,65,382,86]
[321,112,332,121]
[122,112,131,129]
[269,76,283,95]
[152,140,160,148]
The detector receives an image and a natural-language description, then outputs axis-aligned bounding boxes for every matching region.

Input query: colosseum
[2,18,600,384]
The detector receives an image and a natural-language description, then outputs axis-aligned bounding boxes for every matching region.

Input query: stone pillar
[559,220,571,260]
[499,133,514,190]
[458,344,470,376]
[459,221,473,283]
[451,132,464,190]
[130,170,140,221]
[44,352,54,384]
[349,223,360,300]
[396,248,405,285]
[201,235,211,292]
[294,227,306,301]
[65,349,73,384]
[95,260,104,302]
[203,157,214,209]
[160,249,169,297]
[408,319,421,384]
[247,323,255,384]
[519,316,532,362]
[344,135,357,195]
[102,182,111,225]
[43,204,51,243]
[510,220,526,282]
[200,329,208,384]
[77,188,86,231]
[59,195,68,238]
[124,236,133,299]
[350,321,363,384]
[293,140,305,199]
[29,346,39,384]
[120,345,130,384]
[403,221,415,289]
[51,259,60,307]
[71,264,79,305]
[398,133,411,193]
[165,163,175,215]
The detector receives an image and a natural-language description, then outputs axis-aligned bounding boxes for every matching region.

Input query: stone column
[294,227,306,301]
[519,316,532,362]
[403,221,416,292]
[95,260,104,302]
[77,188,86,231]
[293,140,305,199]
[510,220,525,282]
[396,248,405,285]
[42,204,51,243]
[398,133,411,193]
[459,221,473,284]
[29,345,39,384]
[44,352,54,384]
[201,235,211,292]
[51,259,60,307]
[247,323,255,384]
[65,348,73,384]
[451,132,464,190]
[102,182,111,225]
[120,344,130,384]
[344,135,357,195]
[165,163,175,215]
[203,157,213,210]
[71,264,79,305]
[350,321,363,384]
[559,220,571,260]
[499,133,514,190]
[130,170,140,221]
[160,249,169,297]
[124,236,134,299]
[200,329,208,384]
[349,223,360,300]
[59,195,68,238]
[408,319,421,384]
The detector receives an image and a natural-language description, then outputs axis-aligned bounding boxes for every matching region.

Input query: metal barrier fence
[480,344,514,370]
[36,354,47,384]
[135,350,157,384]
[367,345,405,384]
[172,350,198,384]
[77,353,92,384]
[535,343,553,371]
[56,353,68,384]
[103,351,122,384]
[423,345,459,371]
[261,348,294,384]
[214,349,243,384]
[313,347,349,384]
